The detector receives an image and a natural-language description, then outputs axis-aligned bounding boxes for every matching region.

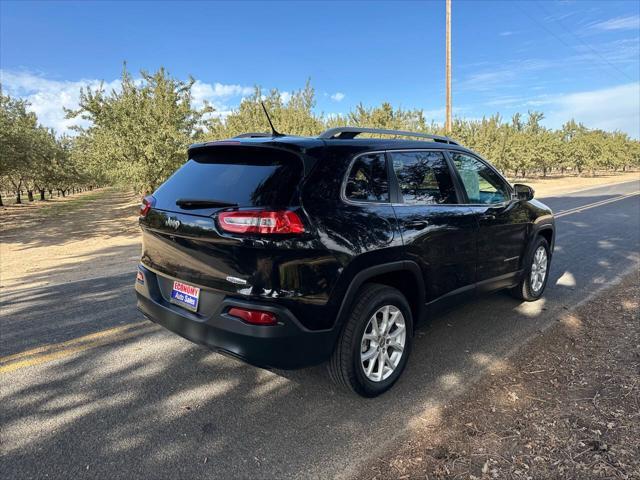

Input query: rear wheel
[510,236,550,301]
[328,283,413,397]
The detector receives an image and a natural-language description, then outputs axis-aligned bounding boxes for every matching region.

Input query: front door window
[450,153,510,204]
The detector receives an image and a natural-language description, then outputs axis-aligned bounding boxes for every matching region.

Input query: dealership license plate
[170,280,200,312]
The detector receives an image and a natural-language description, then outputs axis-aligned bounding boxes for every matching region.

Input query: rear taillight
[140,195,155,217]
[228,307,277,326]
[218,210,305,234]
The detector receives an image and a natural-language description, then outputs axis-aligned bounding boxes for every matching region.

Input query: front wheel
[510,236,551,301]
[328,283,413,397]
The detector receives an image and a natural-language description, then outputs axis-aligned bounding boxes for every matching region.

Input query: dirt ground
[358,272,640,480]
[0,188,141,291]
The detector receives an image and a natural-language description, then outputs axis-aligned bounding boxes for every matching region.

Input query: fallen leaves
[358,273,640,480]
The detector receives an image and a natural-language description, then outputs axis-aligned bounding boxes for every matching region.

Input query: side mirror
[513,184,534,201]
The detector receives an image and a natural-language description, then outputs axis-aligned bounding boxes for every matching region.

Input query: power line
[533,0,635,82]
[515,2,635,83]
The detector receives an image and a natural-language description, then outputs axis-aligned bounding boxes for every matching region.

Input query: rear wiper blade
[176,198,238,209]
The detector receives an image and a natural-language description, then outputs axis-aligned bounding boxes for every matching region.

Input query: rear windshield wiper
[176,198,238,209]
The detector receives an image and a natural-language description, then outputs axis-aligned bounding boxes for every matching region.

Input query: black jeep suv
[135,127,555,397]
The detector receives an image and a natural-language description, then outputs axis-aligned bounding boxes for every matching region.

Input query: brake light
[140,195,155,217]
[228,307,277,326]
[218,210,304,234]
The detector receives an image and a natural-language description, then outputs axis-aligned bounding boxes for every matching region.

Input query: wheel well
[538,228,553,246]
[364,270,421,325]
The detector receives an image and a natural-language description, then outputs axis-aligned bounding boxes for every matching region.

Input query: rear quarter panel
[299,146,405,328]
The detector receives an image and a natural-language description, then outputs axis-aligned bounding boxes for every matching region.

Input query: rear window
[153,146,302,211]
[345,153,389,203]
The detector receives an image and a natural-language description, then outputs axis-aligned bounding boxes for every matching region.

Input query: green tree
[207,80,324,139]
[67,66,213,192]
[0,91,39,204]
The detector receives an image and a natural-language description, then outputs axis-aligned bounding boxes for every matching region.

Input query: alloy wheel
[530,246,548,293]
[360,305,406,382]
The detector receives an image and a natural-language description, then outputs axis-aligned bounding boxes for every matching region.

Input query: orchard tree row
[2,67,639,201]
[0,93,96,206]
[213,93,640,179]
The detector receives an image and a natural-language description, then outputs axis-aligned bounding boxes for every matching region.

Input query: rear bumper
[135,266,336,369]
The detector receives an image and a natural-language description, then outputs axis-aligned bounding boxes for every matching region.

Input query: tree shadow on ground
[1,191,638,479]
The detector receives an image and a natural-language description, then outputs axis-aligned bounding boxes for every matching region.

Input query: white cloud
[279,91,292,103]
[190,80,254,112]
[330,92,345,102]
[0,70,122,133]
[458,59,552,92]
[590,15,640,31]
[0,70,254,133]
[480,83,639,137]
[460,36,638,96]
[544,83,640,137]
[324,112,343,121]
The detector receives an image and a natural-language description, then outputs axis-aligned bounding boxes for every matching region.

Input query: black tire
[510,236,551,301]
[328,283,413,397]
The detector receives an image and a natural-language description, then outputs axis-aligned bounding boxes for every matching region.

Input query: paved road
[1,180,639,479]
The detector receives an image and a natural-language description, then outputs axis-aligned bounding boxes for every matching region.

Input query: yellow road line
[0,322,153,374]
[555,191,639,218]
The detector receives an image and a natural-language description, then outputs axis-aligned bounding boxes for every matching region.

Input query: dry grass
[359,273,640,480]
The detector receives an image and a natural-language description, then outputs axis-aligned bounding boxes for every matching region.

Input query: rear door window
[390,151,457,205]
[153,146,302,212]
[345,153,390,203]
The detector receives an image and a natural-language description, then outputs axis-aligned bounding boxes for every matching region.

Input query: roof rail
[233,132,273,139]
[318,126,459,145]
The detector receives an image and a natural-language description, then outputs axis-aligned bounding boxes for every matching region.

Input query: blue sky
[1,0,639,137]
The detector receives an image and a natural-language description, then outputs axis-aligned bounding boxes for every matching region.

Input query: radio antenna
[261,101,283,137]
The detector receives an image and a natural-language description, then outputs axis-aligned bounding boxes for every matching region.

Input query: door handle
[406,220,428,230]
[481,213,496,220]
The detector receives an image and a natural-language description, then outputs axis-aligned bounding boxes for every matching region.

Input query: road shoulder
[508,172,639,198]
[358,272,639,480]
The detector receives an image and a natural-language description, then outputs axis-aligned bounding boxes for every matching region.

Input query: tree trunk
[16,190,21,204]
[48,189,53,198]
[60,189,65,198]
[27,190,34,202]
[39,189,46,201]
[542,167,547,178]
[0,193,3,207]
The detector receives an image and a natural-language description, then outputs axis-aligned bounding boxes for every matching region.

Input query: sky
[1,0,639,137]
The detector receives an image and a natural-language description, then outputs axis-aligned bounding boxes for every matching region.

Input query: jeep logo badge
[164,217,181,230]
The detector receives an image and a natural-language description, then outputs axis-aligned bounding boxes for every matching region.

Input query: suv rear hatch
[139,144,306,299]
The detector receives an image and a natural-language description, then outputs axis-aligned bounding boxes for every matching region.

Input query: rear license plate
[170,281,200,312]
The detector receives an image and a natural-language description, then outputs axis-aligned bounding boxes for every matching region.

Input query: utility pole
[445,0,452,133]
